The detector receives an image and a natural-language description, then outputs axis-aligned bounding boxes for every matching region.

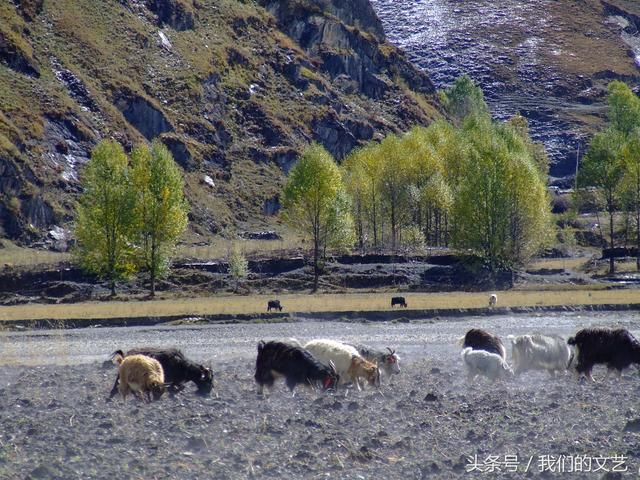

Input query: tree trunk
[636,207,640,271]
[313,238,319,292]
[609,205,616,275]
[150,242,157,297]
[390,201,397,252]
[110,279,116,297]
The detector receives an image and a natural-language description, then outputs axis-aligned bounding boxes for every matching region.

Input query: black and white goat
[109,347,213,398]
[568,328,640,381]
[254,341,339,395]
[460,328,506,360]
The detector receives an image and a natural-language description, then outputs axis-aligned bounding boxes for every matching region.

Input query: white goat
[509,334,572,375]
[304,339,380,390]
[489,294,497,307]
[461,347,513,381]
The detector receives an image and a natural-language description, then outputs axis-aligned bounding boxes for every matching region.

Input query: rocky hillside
[371,0,640,183]
[0,0,440,246]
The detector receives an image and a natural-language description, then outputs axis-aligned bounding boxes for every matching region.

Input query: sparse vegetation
[228,243,249,292]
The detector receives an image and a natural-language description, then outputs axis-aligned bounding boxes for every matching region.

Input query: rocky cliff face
[371,0,640,182]
[0,0,439,245]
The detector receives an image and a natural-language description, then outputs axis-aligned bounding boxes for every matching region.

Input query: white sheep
[489,293,497,307]
[461,347,513,381]
[304,339,380,390]
[113,353,166,402]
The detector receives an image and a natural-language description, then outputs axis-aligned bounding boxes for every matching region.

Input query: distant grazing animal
[347,344,401,377]
[304,339,380,390]
[267,300,283,312]
[460,328,506,360]
[112,353,166,402]
[489,294,497,307]
[391,296,407,308]
[254,341,339,395]
[109,348,213,398]
[461,347,513,381]
[509,334,572,375]
[567,328,640,381]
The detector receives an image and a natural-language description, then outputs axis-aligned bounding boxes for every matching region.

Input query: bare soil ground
[2,313,640,479]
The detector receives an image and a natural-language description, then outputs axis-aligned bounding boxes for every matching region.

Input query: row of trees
[578,81,640,273]
[75,139,188,296]
[282,76,553,287]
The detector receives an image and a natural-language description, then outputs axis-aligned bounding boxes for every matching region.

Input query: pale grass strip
[0,289,638,322]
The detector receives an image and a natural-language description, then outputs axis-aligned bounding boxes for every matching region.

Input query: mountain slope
[0,0,440,245]
[371,0,640,181]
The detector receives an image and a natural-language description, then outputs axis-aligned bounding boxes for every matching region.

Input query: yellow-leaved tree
[282,143,354,291]
[130,140,189,296]
[75,140,136,296]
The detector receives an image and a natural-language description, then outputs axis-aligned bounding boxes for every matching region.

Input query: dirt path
[1,312,640,479]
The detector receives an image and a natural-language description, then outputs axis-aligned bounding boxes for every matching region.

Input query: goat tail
[567,336,576,346]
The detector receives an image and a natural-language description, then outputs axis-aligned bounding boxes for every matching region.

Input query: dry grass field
[0,287,639,323]
[0,241,71,267]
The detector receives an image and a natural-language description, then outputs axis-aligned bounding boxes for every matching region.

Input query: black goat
[267,299,283,312]
[254,341,339,395]
[109,348,213,397]
[461,328,506,360]
[391,296,407,308]
[568,328,640,381]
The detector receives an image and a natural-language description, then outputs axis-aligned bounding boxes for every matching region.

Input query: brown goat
[113,353,166,402]
[347,356,381,391]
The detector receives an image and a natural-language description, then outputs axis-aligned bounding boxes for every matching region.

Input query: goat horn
[329,360,337,373]
[386,347,395,355]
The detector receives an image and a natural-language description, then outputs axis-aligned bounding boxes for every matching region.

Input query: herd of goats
[106,308,640,403]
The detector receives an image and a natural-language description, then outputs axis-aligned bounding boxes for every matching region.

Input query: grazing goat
[348,344,401,377]
[489,294,497,307]
[304,339,381,390]
[113,353,166,402]
[109,348,213,398]
[254,341,339,395]
[509,334,571,375]
[267,299,283,312]
[460,328,506,360]
[568,328,640,381]
[461,347,513,381]
[391,296,407,308]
